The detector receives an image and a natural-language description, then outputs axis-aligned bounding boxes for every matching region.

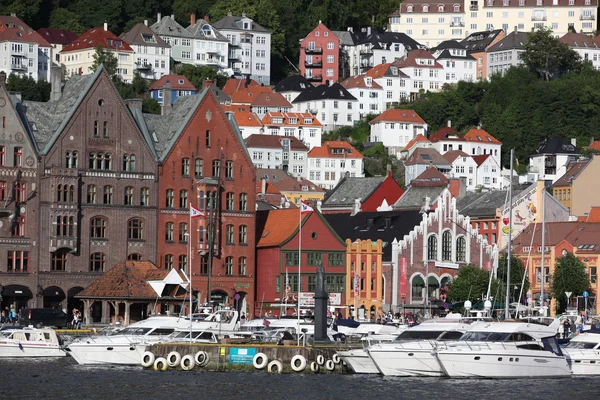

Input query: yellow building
[345,239,384,321]
[60,24,134,83]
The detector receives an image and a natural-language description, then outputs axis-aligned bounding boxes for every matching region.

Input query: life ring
[310,361,320,373]
[332,353,341,364]
[180,355,195,371]
[253,352,269,370]
[167,351,182,368]
[267,360,284,374]
[153,357,168,371]
[141,351,155,368]
[290,355,307,372]
[316,354,325,365]
[325,359,335,371]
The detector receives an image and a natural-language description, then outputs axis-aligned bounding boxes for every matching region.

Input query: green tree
[90,45,118,80]
[49,7,87,35]
[447,264,497,303]
[496,255,530,305]
[521,27,583,81]
[142,98,161,114]
[551,252,590,313]
[176,64,227,89]
[6,74,50,101]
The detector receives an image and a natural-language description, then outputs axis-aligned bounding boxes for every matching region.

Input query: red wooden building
[255,209,347,317]
[299,22,339,86]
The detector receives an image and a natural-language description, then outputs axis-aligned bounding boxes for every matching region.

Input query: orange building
[345,239,384,321]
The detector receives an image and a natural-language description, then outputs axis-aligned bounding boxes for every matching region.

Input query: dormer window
[407,5,413,12]
[178,79,184,84]
[304,118,313,124]
[243,22,250,30]
[536,0,542,4]
[438,5,444,12]
[289,117,298,124]
[454,5,460,12]
[423,5,429,12]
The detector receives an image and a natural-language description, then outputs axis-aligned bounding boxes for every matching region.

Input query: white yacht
[562,332,600,375]
[0,327,66,358]
[337,331,408,374]
[67,310,238,365]
[367,318,478,377]
[435,320,571,378]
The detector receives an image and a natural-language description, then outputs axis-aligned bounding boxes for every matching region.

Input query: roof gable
[150,16,193,38]
[0,16,51,46]
[61,27,133,52]
[308,141,363,159]
[0,78,40,156]
[121,23,170,48]
[149,75,196,91]
[37,28,78,45]
[463,128,502,145]
[370,109,425,124]
[323,176,386,207]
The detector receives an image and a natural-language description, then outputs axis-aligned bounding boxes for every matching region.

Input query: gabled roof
[366,63,410,79]
[370,109,425,125]
[150,15,193,38]
[121,23,170,48]
[262,112,322,127]
[37,28,78,45]
[274,75,314,92]
[186,20,228,42]
[245,134,308,151]
[341,75,383,90]
[223,77,261,96]
[402,133,431,151]
[431,40,465,52]
[257,209,309,247]
[460,30,503,53]
[464,128,502,145]
[149,75,196,91]
[248,92,292,108]
[332,30,358,46]
[393,49,443,69]
[404,148,450,166]
[512,221,600,251]
[308,141,363,159]
[234,111,263,127]
[553,160,590,187]
[578,207,600,222]
[61,27,133,52]
[292,82,357,103]
[273,177,325,193]
[410,166,449,187]
[436,49,476,61]
[212,12,270,33]
[428,126,463,142]
[588,140,600,152]
[473,154,491,166]
[457,190,515,218]
[534,138,579,155]
[443,150,470,163]
[0,15,51,46]
[393,168,448,210]
[323,176,386,208]
[560,32,599,49]
[356,31,421,50]
[488,31,529,52]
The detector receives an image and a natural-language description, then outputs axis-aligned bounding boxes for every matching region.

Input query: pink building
[299,22,339,86]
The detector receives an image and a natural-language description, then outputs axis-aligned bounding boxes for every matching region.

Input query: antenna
[284,56,299,73]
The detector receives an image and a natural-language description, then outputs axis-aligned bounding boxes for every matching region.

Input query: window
[164,254,174,270]
[128,218,144,240]
[103,121,108,137]
[226,224,234,244]
[140,187,149,206]
[90,217,107,239]
[226,192,234,210]
[51,249,69,271]
[7,251,29,272]
[179,190,188,208]
[239,193,247,211]
[66,151,78,168]
[328,253,344,266]
[12,216,25,236]
[124,186,134,205]
[87,185,97,204]
[307,252,322,266]
[205,130,211,147]
[212,159,221,177]
[55,215,74,237]
[13,147,23,167]
[100,185,113,204]
[456,236,466,262]
[178,255,188,272]
[179,222,188,242]
[93,120,99,136]
[285,252,299,266]
[89,152,112,170]
[123,154,135,172]
[195,158,203,177]
[225,257,234,276]
[165,189,174,208]
[165,222,174,241]
[239,225,247,244]
[89,253,105,272]
[238,257,247,276]
[182,158,190,176]
[225,161,234,179]
[427,234,438,260]
[591,267,597,284]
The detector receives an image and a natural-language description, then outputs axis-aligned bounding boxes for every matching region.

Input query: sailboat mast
[505,149,514,319]
[540,181,546,314]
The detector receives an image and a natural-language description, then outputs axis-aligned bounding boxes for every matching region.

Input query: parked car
[19,308,70,328]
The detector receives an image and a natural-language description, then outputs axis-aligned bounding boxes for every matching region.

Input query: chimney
[157,13,162,23]
[261,178,267,195]
[347,27,353,33]
[204,15,210,22]
[367,26,372,35]
[144,20,148,27]
[514,26,517,33]
[319,20,322,25]
[447,120,451,128]
[124,98,143,113]
[245,75,251,88]
[104,22,108,31]
[590,137,595,146]
[0,72,6,89]
[297,175,302,182]
[171,14,175,20]
[10,13,16,17]
[203,79,213,89]
[386,163,392,177]
[191,14,196,26]
[571,138,577,147]
[161,84,172,116]
[50,65,62,102]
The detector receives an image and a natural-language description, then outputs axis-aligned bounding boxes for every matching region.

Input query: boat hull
[337,349,379,374]
[0,343,66,358]
[67,342,146,365]
[564,350,600,376]
[368,343,444,377]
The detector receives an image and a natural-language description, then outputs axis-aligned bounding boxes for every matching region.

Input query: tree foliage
[176,64,227,89]
[551,252,590,313]
[142,98,161,114]
[447,264,496,303]
[90,45,118,80]
[496,255,530,304]
[6,74,51,102]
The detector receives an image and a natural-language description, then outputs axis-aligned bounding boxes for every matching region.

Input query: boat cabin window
[148,328,175,336]
[0,332,13,339]
[437,331,464,340]
[397,330,446,340]
[516,343,545,351]
[171,331,191,339]
[44,332,51,341]
[195,332,215,341]
[117,328,152,335]
[507,333,535,342]
[564,341,599,350]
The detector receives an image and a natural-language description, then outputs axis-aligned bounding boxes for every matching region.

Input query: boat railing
[438,340,544,352]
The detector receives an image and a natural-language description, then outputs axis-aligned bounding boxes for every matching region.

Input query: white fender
[325,359,335,371]
[141,351,155,368]
[153,357,168,371]
[166,351,181,368]
[316,354,325,365]
[332,353,341,364]
[253,352,269,370]
[310,361,320,373]
[267,360,284,374]
[290,355,307,372]
[180,354,195,371]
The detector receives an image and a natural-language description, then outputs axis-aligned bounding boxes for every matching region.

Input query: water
[1,357,596,400]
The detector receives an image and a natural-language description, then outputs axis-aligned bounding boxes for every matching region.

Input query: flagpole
[189,204,193,341]
[297,203,302,346]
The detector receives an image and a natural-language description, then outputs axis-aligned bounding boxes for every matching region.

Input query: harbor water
[2,357,597,400]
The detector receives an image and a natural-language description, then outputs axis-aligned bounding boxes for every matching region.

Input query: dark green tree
[6,74,51,101]
[447,264,498,303]
[521,27,583,81]
[551,252,590,313]
[142,98,161,114]
[90,45,118,80]
[176,64,227,89]
[49,7,87,35]
[496,255,530,305]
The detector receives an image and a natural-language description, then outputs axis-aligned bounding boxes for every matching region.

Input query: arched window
[427,234,437,260]
[68,185,74,202]
[179,189,188,208]
[57,184,63,202]
[90,253,105,271]
[87,185,97,204]
[226,192,235,210]
[182,158,190,176]
[438,5,444,12]
[423,5,429,12]
[225,256,234,276]
[239,193,248,211]
[66,151,78,168]
[90,217,107,238]
[93,120,99,136]
[239,225,247,244]
[442,230,452,261]
[165,189,174,208]
[454,4,460,12]
[195,158,203,177]
[103,121,108,137]
[128,253,142,261]
[124,186,134,205]
[178,254,188,272]
[165,222,174,241]
[123,154,136,172]
[238,257,247,276]
[226,224,234,244]
[456,236,466,262]
[407,5,413,12]
[164,254,174,270]
[140,187,150,206]
[179,222,188,242]
[103,186,113,204]
[103,153,112,170]
[128,218,144,240]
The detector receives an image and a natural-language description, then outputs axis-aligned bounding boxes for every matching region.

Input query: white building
[369,108,428,158]
[404,147,452,185]
[366,63,411,106]
[354,31,423,75]
[187,15,230,70]
[273,75,314,103]
[150,14,195,65]
[37,28,78,64]
[529,138,580,183]
[121,22,171,80]
[443,150,479,191]
[307,141,365,189]
[245,134,309,177]
[560,31,600,70]
[0,15,52,82]
[399,133,433,159]
[232,111,264,139]
[292,83,359,132]
[474,154,502,190]
[340,75,385,118]
[432,40,476,84]
[486,29,528,77]
[261,112,323,150]
[212,12,272,84]
[430,125,502,167]
[393,49,444,100]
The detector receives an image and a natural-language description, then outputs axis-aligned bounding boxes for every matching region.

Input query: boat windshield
[111,328,152,336]
[397,330,447,340]
[460,331,536,342]
[564,341,599,350]
[0,332,13,339]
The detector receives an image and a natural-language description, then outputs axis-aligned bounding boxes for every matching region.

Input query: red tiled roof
[308,141,364,159]
[402,133,431,151]
[231,86,274,104]
[246,134,308,151]
[393,49,443,69]
[256,180,283,195]
[428,126,463,142]
[370,109,426,124]
[262,112,322,127]
[37,27,78,45]
[250,92,293,108]
[366,63,392,78]
[463,128,502,145]
[61,27,133,53]
[149,75,196,91]
[223,77,261,96]
[578,207,600,222]
[473,154,491,166]
[561,32,599,49]
[411,166,449,187]
[443,150,470,163]
[588,140,600,151]
[234,111,263,127]
[258,209,309,247]
[513,221,600,251]
[0,16,51,46]
[340,75,383,89]
[222,104,251,113]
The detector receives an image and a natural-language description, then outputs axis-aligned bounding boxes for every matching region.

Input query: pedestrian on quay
[9,306,17,325]
[0,309,5,324]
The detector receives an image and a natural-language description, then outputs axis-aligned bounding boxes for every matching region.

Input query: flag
[263,318,271,328]
[285,270,291,297]
[300,201,314,214]
[190,204,205,219]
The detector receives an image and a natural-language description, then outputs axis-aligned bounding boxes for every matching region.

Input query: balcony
[304,47,323,54]
[531,15,547,21]
[580,15,596,20]
[10,63,27,71]
[304,60,322,68]
[135,61,152,70]
[469,5,478,10]
[450,21,465,27]
[305,75,322,82]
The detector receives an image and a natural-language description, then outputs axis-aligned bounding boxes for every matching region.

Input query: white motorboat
[367,317,480,377]
[562,332,600,375]
[0,327,66,358]
[337,330,409,374]
[434,320,571,378]
[67,309,239,365]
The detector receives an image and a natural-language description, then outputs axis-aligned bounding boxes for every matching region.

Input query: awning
[42,286,65,298]
[2,284,33,297]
